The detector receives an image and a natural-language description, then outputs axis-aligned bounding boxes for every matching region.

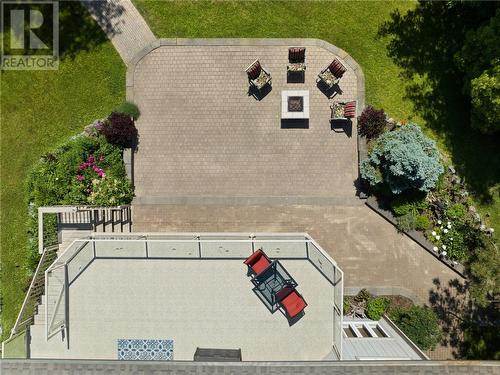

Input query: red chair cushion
[289,47,305,63]
[343,101,356,118]
[281,290,307,318]
[328,59,346,79]
[243,250,271,274]
[251,256,271,275]
[243,250,263,266]
[247,62,262,80]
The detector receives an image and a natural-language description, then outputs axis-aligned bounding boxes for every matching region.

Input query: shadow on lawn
[428,277,500,359]
[59,1,124,59]
[2,1,124,60]
[378,1,500,204]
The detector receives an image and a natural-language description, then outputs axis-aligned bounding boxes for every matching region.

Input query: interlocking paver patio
[130,43,358,200]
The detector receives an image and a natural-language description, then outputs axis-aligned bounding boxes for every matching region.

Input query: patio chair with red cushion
[330,100,357,120]
[276,286,308,318]
[243,249,271,276]
[317,58,347,89]
[287,47,306,72]
[245,59,272,91]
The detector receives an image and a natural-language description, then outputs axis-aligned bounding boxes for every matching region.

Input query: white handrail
[10,245,58,338]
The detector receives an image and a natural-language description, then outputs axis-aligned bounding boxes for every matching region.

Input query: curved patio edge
[126,37,365,111]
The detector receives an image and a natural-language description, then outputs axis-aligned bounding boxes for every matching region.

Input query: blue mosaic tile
[117,339,173,361]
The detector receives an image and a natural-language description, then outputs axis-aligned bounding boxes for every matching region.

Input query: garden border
[365,197,465,277]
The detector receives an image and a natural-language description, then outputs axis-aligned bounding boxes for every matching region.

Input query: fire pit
[281,90,309,120]
[288,96,304,112]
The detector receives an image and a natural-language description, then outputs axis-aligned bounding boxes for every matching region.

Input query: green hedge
[390,305,442,351]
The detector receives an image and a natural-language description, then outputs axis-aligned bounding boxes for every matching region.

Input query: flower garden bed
[357,106,496,270]
[344,289,442,351]
[365,196,465,276]
[25,103,139,267]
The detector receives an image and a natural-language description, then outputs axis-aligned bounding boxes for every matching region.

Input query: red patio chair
[243,249,271,276]
[317,58,347,89]
[276,286,308,318]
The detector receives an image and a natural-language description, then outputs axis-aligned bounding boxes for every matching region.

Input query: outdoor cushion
[251,255,271,275]
[280,290,307,318]
[343,101,356,118]
[247,61,262,80]
[289,47,305,63]
[253,69,271,89]
[328,59,346,79]
[318,69,336,87]
[244,249,271,275]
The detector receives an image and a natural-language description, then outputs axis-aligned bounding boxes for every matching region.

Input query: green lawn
[134,0,499,233]
[0,39,125,340]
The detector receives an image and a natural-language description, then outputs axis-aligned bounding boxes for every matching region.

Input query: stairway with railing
[2,206,133,358]
[8,245,59,338]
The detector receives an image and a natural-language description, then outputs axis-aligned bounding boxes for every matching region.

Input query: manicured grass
[134,0,499,233]
[135,1,416,119]
[0,43,125,340]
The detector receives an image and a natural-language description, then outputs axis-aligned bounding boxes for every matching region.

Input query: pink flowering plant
[28,133,133,209]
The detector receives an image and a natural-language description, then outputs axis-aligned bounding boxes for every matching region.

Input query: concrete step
[29,323,68,357]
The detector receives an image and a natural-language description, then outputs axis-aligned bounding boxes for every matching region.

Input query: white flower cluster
[431,220,453,257]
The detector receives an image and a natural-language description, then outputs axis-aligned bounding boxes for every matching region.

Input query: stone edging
[365,197,466,278]
[126,37,365,113]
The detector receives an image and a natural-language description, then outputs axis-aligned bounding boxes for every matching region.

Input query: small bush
[353,288,372,303]
[447,203,467,220]
[101,112,138,148]
[391,195,428,216]
[390,306,442,351]
[397,213,417,232]
[358,106,387,139]
[114,101,140,120]
[415,215,431,230]
[366,297,389,320]
[360,124,444,194]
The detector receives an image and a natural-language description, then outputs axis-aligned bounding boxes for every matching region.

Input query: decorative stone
[469,206,477,213]
[480,224,486,231]
[474,213,481,222]
[449,165,456,174]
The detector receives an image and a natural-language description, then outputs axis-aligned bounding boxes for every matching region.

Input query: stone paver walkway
[81,0,155,64]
